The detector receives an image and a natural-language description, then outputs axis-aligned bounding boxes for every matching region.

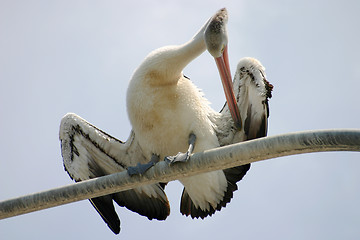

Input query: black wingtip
[89,197,121,235]
[180,164,251,219]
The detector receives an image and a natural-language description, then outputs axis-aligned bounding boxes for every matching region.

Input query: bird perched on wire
[60,7,273,234]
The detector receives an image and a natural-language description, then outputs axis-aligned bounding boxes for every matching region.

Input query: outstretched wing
[59,113,170,234]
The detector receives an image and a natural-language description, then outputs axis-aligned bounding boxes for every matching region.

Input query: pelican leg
[127,154,160,176]
[165,133,196,164]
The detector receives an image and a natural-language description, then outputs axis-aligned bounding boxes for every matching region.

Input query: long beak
[215,46,242,129]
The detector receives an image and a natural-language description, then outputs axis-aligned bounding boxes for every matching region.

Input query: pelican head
[204,8,242,129]
[204,8,228,58]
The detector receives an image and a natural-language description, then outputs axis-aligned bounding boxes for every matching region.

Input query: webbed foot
[128,154,160,176]
[127,162,155,176]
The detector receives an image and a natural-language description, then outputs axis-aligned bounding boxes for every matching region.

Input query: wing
[219,57,273,187]
[218,57,273,145]
[59,113,170,234]
[219,57,273,183]
[180,58,273,219]
[235,57,273,141]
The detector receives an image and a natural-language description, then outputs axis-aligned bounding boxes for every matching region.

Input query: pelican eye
[221,45,225,53]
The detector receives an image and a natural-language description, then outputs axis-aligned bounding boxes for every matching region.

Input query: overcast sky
[1,0,360,239]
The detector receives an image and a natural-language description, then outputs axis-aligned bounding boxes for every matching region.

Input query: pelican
[59,8,272,234]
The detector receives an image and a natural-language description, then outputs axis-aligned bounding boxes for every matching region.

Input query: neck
[175,17,212,69]
[134,17,211,86]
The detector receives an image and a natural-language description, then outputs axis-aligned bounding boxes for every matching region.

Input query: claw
[164,133,196,165]
[165,152,190,165]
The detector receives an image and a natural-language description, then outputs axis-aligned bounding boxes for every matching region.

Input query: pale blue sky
[1,1,360,239]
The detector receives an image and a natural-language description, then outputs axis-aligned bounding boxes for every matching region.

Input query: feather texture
[59,113,170,234]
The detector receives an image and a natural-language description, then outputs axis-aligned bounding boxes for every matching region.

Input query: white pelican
[59,8,272,234]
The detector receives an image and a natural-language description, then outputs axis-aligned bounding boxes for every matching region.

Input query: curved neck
[134,17,211,86]
[175,17,212,69]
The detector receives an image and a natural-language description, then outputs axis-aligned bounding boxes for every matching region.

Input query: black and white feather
[217,57,273,145]
[59,114,170,234]
[180,57,273,218]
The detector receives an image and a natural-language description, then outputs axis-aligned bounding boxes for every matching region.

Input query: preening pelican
[59,8,273,234]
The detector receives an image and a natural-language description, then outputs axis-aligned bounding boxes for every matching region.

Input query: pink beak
[214,46,242,129]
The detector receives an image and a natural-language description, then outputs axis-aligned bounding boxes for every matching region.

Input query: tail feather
[113,187,170,221]
[180,164,250,219]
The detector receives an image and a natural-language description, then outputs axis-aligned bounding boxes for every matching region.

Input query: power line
[1,129,359,220]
